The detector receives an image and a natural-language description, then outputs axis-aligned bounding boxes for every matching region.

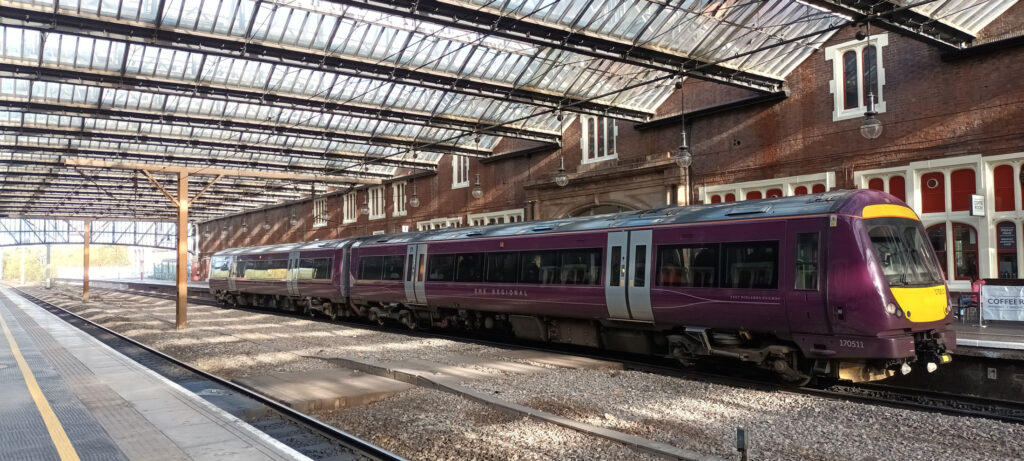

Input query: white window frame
[342,192,357,224]
[368,185,385,220]
[393,182,407,217]
[416,217,462,231]
[699,172,836,204]
[824,34,888,122]
[580,115,618,164]
[468,208,525,227]
[452,155,470,189]
[312,197,328,228]
[372,230,386,235]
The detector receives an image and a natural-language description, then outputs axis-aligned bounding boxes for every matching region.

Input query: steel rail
[62,281,1024,426]
[9,286,406,461]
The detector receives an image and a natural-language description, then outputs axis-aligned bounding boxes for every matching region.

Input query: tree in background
[1,245,134,284]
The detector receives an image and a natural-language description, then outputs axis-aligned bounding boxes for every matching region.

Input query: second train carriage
[209,189,955,383]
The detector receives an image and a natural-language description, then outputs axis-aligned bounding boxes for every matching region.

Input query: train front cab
[799,202,955,382]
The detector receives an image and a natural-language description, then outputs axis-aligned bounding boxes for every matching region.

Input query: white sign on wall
[970,194,985,216]
[981,284,1024,322]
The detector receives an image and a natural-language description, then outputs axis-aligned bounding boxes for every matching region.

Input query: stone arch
[566,202,637,218]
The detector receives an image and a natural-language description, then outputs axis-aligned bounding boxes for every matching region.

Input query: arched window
[888,176,906,202]
[724,193,736,202]
[842,50,858,110]
[812,184,826,194]
[950,169,976,212]
[997,221,1018,278]
[793,186,808,195]
[994,165,1015,212]
[867,178,884,191]
[746,191,762,200]
[710,195,722,203]
[952,223,978,280]
[862,46,878,106]
[927,224,948,279]
[766,188,783,198]
[921,172,945,213]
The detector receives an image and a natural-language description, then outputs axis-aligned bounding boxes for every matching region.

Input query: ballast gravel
[27,285,1024,461]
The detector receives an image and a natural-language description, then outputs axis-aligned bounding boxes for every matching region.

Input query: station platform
[0,286,307,461]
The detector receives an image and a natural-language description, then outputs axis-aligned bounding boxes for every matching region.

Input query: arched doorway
[570,204,635,217]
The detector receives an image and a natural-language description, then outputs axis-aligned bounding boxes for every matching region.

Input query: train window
[210,258,230,278]
[633,245,647,287]
[656,245,718,287]
[406,254,415,281]
[359,256,384,280]
[520,251,560,284]
[485,252,519,283]
[382,255,404,281]
[245,259,287,280]
[560,249,602,285]
[299,258,333,280]
[427,254,455,282]
[455,253,484,283]
[723,242,778,289]
[794,234,819,290]
[609,247,622,286]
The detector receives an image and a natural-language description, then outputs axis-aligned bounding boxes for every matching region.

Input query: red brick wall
[200,11,1024,257]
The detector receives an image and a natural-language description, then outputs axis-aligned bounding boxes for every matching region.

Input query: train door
[404,244,428,304]
[605,230,654,321]
[286,251,300,297]
[227,256,237,292]
[785,220,829,333]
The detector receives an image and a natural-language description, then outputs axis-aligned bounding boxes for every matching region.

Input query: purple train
[209,189,955,383]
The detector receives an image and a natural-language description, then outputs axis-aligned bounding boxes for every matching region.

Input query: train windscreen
[866,218,945,286]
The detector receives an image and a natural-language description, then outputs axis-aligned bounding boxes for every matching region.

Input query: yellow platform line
[0,311,80,461]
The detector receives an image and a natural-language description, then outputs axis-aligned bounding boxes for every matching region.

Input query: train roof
[212,238,354,256]
[214,189,899,255]
[360,189,893,245]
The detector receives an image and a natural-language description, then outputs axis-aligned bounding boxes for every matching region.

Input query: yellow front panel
[890,285,948,323]
[862,204,920,221]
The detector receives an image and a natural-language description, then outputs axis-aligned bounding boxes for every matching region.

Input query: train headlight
[885,302,898,315]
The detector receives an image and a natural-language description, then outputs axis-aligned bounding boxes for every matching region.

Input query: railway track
[47,282,1024,427]
[10,287,404,461]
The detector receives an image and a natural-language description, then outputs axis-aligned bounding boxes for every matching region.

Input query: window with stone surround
[580,115,617,164]
[824,34,887,121]
[312,197,328,228]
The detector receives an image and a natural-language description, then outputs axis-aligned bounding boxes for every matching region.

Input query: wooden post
[176,171,188,329]
[83,220,90,302]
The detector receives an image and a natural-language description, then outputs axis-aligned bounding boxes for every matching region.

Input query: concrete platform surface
[953,321,1024,352]
[0,287,308,461]
[234,369,413,413]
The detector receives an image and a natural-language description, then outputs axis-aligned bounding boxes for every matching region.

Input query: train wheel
[772,356,813,387]
[302,298,315,318]
[399,311,417,330]
[328,304,339,321]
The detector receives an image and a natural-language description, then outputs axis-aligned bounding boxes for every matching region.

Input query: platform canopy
[0,0,1014,221]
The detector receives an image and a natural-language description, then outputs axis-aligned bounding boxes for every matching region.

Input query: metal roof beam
[0,183,283,206]
[800,0,974,49]
[0,7,647,122]
[0,68,489,157]
[0,147,399,181]
[0,173,306,200]
[332,0,786,93]
[61,158,383,184]
[0,100,449,168]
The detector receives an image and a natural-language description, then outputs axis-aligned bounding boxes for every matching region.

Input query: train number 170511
[839,339,865,349]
